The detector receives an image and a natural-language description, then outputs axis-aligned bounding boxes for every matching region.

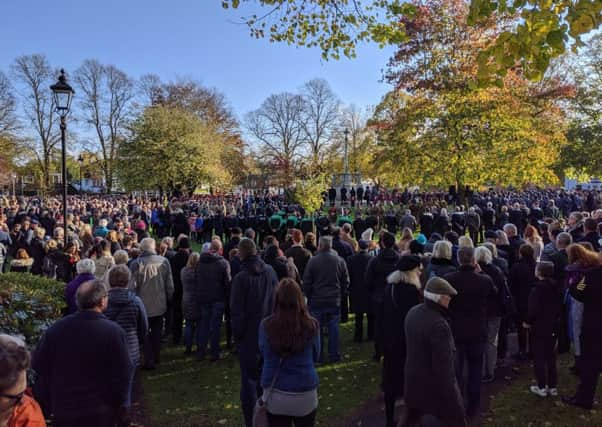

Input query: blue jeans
[183,319,201,352]
[310,306,340,363]
[455,341,485,417]
[198,302,225,359]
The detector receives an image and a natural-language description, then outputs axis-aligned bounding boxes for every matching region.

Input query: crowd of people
[1,186,602,427]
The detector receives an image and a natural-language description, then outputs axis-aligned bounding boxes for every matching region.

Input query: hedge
[0,273,65,345]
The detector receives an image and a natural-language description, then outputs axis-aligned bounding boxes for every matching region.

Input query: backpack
[42,255,57,280]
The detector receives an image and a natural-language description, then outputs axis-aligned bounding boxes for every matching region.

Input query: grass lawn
[485,354,602,427]
[141,317,381,427]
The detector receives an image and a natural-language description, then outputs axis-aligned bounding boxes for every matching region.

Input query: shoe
[548,388,558,397]
[529,385,548,397]
[561,396,593,410]
[482,375,495,384]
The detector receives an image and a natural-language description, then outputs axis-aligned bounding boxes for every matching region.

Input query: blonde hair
[458,236,474,248]
[186,252,201,268]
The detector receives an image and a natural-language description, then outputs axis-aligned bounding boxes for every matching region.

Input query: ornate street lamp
[50,69,75,248]
[77,153,84,193]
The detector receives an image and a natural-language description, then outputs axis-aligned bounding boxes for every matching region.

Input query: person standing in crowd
[64,258,97,315]
[169,237,191,346]
[581,218,600,252]
[230,238,278,427]
[29,226,46,275]
[347,240,374,342]
[509,244,537,361]
[195,239,231,361]
[401,277,465,427]
[425,240,456,279]
[258,278,320,427]
[525,261,562,397]
[181,252,201,354]
[503,224,525,267]
[129,237,174,370]
[9,248,33,273]
[285,229,312,282]
[382,255,422,427]
[0,335,46,427]
[93,240,115,279]
[563,253,602,410]
[524,225,544,262]
[466,207,481,245]
[366,231,400,361]
[104,265,148,413]
[474,246,504,383]
[32,280,131,427]
[303,236,349,364]
[445,246,495,420]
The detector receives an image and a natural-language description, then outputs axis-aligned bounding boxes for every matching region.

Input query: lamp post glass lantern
[50,69,75,248]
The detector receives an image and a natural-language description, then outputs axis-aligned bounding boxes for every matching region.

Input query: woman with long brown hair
[565,243,602,375]
[524,225,544,262]
[259,278,320,427]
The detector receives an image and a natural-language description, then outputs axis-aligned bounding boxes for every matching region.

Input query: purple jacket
[65,273,96,314]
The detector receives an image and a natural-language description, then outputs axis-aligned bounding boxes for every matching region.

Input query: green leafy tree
[290,173,328,213]
[118,105,231,195]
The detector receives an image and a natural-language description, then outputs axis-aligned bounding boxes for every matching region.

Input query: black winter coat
[170,249,190,304]
[479,262,504,318]
[366,248,400,303]
[104,288,149,366]
[426,257,456,279]
[347,251,374,314]
[382,281,421,397]
[527,279,562,338]
[445,266,495,343]
[196,252,231,304]
[30,237,46,275]
[433,215,450,236]
[230,256,278,369]
[569,265,602,358]
[404,301,465,421]
[509,259,536,320]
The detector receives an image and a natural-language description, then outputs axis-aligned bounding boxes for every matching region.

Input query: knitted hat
[425,276,457,296]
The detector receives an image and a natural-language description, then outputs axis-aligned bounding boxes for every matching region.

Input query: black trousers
[532,334,557,388]
[400,407,466,427]
[354,312,374,341]
[224,299,233,347]
[385,392,397,427]
[171,297,183,345]
[574,340,602,407]
[144,316,163,368]
[497,316,509,359]
[267,410,316,427]
[373,300,384,358]
[340,294,349,323]
[54,410,117,427]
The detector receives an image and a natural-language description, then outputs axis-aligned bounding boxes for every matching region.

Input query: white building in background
[564,177,602,190]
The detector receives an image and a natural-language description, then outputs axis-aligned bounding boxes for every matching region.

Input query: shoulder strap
[264,358,284,403]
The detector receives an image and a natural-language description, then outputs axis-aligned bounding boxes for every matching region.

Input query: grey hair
[458,236,474,248]
[481,242,498,258]
[432,240,452,260]
[496,230,510,246]
[76,258,96,275]
[76,279,108,310]
[113,250,129,265]
[140,237,156,253]
[423,290,442,304]
[457,246,475,266]
[161,237,174,248]
[108,264,131,288]
[318,236,333,251]
[474,246,493,265]
[503,223,517,236]
[556,232,573,249]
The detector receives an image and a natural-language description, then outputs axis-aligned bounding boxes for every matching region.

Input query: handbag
[252,358,283,427]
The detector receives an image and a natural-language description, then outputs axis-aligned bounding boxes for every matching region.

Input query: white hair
[432,240,452,260]
[99,219,108,228]
[474,246,493,265]
[503,223,517,236]
[423,290,442,303]
[140,237,156,253]
[76,258,96,275]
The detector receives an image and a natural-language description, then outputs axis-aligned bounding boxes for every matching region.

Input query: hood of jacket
[241,255,267,275]
[200,252,222,264]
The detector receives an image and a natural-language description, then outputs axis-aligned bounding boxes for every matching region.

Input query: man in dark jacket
[230,238,278,427]
[563,264,602,410]
[196,239,231,361]
[580,218,600,252]
[549,232,571,285]
[284,229,312,281]
[445,246,495,419]
[365,231,400,361]
[347,240,374,342]
[169,237,191,345]
[503,223,525,267]
[32,279,131,427]
[401,277,465,427]
[303,235,350,363]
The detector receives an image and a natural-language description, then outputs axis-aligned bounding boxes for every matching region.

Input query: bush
[0,273,65,346]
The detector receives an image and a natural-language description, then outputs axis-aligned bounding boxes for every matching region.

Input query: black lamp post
[50,69,75,249]
[77,153,84,193]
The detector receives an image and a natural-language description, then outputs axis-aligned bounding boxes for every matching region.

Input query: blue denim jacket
[259,320,320,392]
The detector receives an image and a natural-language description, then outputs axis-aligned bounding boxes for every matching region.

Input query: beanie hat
[425,276,457,296]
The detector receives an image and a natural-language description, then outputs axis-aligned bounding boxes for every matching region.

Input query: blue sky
[0,0,395,121]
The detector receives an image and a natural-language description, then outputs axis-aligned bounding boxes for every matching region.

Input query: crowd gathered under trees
[1,185,602,426]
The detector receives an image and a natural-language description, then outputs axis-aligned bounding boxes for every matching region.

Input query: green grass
[142,317,380,427]
[485,354,602,427]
